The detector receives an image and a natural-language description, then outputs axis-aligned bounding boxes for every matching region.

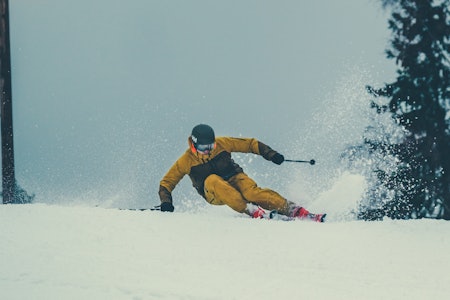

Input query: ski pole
[284,159,316,165]
[150,205,161,211]
[118,205,161,211]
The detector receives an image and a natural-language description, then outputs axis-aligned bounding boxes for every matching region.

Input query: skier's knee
[204,174,223,189]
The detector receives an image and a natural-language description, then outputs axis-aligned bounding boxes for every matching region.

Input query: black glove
[271,153,285,165]
[160,202,174,212]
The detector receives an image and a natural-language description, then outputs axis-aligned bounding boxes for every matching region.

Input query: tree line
[357,0,450,220]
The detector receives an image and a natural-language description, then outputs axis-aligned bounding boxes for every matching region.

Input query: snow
[2,204,450,300]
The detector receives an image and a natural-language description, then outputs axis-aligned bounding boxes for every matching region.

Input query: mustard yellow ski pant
[203,173,290,214]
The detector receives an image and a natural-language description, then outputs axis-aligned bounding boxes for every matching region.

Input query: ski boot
[251,206,270,219]
[291,207,326,222]
[246,204,274,219]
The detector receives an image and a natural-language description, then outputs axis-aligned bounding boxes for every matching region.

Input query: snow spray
[286,64,404,221]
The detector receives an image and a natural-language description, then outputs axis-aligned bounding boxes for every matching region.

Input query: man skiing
[158,124,325,222]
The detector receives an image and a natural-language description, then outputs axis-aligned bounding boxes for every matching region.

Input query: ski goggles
[195,142,215,153]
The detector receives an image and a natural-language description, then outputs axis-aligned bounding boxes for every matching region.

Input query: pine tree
[363,0,450,219]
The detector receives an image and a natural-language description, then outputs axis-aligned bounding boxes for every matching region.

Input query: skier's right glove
[160,202,174,212]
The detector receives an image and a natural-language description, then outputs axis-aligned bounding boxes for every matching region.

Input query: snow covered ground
[1,204,449,300]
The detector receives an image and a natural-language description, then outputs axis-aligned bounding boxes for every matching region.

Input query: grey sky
[9,0,395,206]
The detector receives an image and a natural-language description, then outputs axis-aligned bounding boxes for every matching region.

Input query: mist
[9,0,395,209]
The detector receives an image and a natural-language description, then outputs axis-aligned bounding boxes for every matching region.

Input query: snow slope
[1,204,449,300]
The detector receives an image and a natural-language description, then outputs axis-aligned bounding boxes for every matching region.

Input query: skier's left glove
[160,202,174,212]
[271,153,285,165]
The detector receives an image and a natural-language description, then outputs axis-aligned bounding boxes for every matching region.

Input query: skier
[158,124,325,222]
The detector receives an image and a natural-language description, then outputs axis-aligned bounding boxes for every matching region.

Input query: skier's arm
[258,140,285,164]
[159,158,188,211]
[220,137,284,163]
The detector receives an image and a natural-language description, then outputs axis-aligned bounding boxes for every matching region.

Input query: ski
[269,210,327,222]
[100,205,326,222]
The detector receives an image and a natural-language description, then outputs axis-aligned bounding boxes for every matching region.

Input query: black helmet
[191,124,215,146]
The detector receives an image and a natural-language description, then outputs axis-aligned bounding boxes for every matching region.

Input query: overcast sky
[9,0,396,206]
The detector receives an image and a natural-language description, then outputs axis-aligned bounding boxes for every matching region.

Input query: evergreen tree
[362,0,450,219]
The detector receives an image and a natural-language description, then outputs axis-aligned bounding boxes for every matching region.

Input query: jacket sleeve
[219,137,279,161]
[257,140,279,161]
[159,156,189,204]
[158,185,173,204]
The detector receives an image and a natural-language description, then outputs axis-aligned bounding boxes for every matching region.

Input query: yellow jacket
[159,137,279,203]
